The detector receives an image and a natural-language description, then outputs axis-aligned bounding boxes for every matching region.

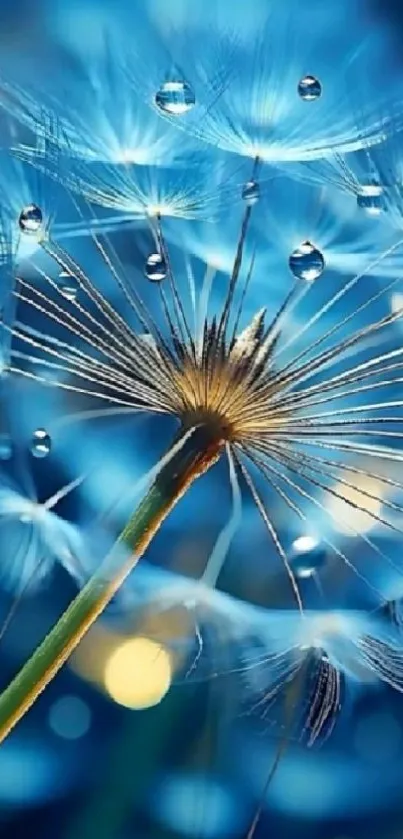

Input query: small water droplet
[155,81,196,115]
[57,271,78,302]
[145,253,167,282]
[0,433,13,460]
[19,204,43,235]
[31,428,51,458]
[289,241,324,281]
[298,75,322,101]
[242,180,260,206]
[357,185,384,216]
[291,537,326,578]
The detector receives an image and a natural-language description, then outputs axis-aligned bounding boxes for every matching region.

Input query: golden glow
[326,474,384,535]
[103,636,172,710]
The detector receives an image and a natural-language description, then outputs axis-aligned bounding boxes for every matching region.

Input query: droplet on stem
[241,180,260,206]
[145,253,167,282]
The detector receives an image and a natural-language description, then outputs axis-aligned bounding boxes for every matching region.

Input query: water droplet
[291,536,326,578]
[298,75,322,101]
[155,81,196,116]
[31,428,51,458]
[0,433,13,460]
[145,253,167,282]
[58,271,78,302]
[18,204,43,235]
[242,180,260,206]
[289,241,325,281]
[357,185,384,216]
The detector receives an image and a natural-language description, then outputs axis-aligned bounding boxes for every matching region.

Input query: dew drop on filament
[289,241,325,281]
[155,81,196,115]
[242,180,260,206]
[356,185,384,216]
[145,253,167,282]
[31,428,51,458]
[59,271,79,302]
[298,75,322,101]
[19,204,43,235]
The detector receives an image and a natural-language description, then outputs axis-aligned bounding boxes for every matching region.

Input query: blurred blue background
[1,2,403,839]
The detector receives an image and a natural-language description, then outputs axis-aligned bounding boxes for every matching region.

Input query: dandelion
[0,4,402,791]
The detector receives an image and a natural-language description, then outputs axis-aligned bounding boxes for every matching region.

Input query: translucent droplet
[298,75,322,101]
[289,241,325,281]
[18,204,43,235]
[58,271,78,302]
[291,536,326,578]
[0,433,13,460]
[31,428,51,458]
[357,185,384,216]
[155,81,195,116]
[145,253,167,282]
[242,180,260,206]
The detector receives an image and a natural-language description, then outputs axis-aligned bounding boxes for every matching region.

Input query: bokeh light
[103,636,172,710]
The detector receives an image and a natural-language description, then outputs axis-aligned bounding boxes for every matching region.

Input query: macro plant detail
[1,0,403,835]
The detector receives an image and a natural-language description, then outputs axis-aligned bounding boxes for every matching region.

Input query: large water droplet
[298,75,322,101]
[31,428,51,458]
[19,204,43,235]
[155,81,196,115]
[242,180,260,206]
[145,253,167,282]
[357,185,384,216]
[289,241,325,281]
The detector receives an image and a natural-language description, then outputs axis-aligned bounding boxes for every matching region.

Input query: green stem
[0,424,223,744]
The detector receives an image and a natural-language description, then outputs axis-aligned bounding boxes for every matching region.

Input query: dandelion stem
[0,424,223,744]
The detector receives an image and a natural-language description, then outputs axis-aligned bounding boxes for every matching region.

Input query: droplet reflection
[155,81,196,116]
[30,428,51,459]
[289,241,325,281]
